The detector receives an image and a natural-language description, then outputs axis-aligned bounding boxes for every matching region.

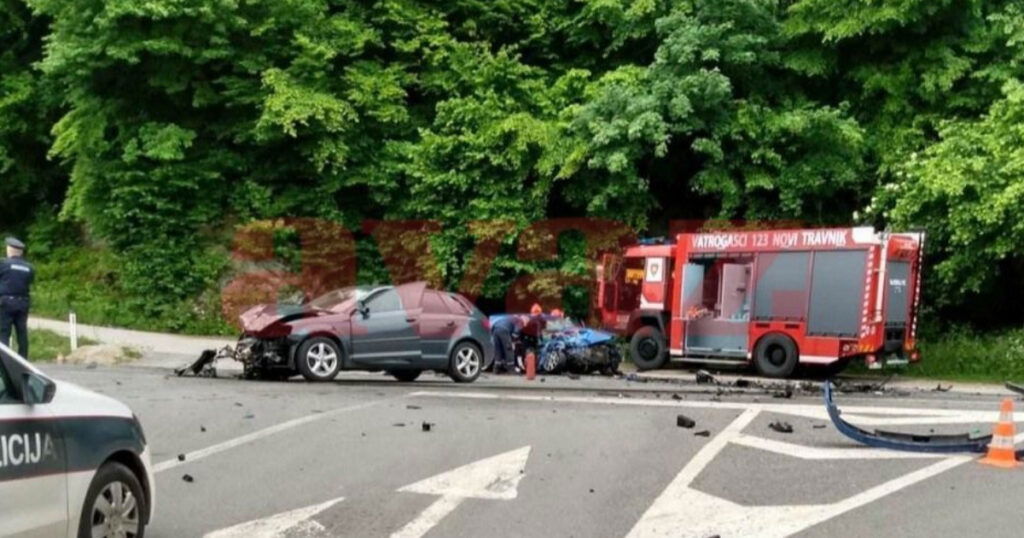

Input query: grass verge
[6,329,99,362]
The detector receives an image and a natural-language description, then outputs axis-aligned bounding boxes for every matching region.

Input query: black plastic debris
[177,454,186,462]
[933,383,952,392]
[393,422,406,427]
[671,393,683,401]
[694,430,711,437]
[1006,382,1024,396]
[175,349,219,378]
[406,405,422,410]
[200,426,206,433]
[695,370,715,384]
[812,424,827,429]
[734,379,750,388]
[182,474,194,483]
[243,413,255,419]
[422,422,434,432]
[234,402,243,407]
[769,421,794,434]
[772,386,794,399]
[676,415,696,429]
[566,373,580,380]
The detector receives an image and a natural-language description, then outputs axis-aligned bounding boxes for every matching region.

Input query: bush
[909,329,1024,382]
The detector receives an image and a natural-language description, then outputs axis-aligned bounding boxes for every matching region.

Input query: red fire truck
[596,227,924,377]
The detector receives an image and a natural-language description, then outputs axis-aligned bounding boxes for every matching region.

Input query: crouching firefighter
[0,237,34,359]
[491,314,524,374]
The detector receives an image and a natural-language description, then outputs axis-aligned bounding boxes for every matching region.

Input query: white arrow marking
[204,496,344,538]
[391,446,531,538]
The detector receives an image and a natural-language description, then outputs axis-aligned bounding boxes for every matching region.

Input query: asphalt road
[44,361,1024,538]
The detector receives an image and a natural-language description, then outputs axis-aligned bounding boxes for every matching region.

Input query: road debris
[695,370,715,384]
[393,423,406,427]
[406,405,422,410]
[769,421,793,434]
[1006,381,1024,396]
[182,474,194,483]
[932,383,952,392]
[772,386,794,399]
[733,378,750,388]
[175,348,222,377]
[177,454,186,462]
[671,393,682,401]
[422,422,434,432]
[676,415,696,429]
[824,381,991,453]
[694,430,711,437]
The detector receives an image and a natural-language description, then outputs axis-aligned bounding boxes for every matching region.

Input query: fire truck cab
[596,227,923,377]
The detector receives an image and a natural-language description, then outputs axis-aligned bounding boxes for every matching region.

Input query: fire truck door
[641,257,667,309]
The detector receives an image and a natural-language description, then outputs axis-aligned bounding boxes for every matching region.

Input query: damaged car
[491,314,623,375]
[235,282,494,383]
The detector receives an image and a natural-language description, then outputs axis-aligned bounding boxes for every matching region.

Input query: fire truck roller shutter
[807,250,868,337]
[753,252,810,320]
[883,260,911,352]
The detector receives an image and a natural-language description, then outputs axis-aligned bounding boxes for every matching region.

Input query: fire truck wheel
[631,326,668,370]
[753,334,799,378]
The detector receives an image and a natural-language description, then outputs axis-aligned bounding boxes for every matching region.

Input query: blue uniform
[491,315,523,373]
[0,255,34,358]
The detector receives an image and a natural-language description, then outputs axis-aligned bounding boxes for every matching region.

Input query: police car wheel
[78,461,147,538]
[448,342,482,383]
[297,337,343,382]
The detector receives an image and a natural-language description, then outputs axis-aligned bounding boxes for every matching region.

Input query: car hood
[240,303,325,333]
[48,380,133,419]
[554,328,616,347]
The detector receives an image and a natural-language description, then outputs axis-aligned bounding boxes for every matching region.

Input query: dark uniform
[0,237,33,358]
[491,315,523,373]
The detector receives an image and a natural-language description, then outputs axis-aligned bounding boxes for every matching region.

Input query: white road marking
[627,409,973,537]
[412,390,1008,425]
[391,446,531,538]
[155,396,407,473]
[732,434,944,460]
[204,496,344,538]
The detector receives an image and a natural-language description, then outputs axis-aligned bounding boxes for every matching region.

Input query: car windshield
[308,287,371,310]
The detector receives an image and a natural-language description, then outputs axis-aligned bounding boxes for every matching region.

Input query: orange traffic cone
[979,398,1021,469]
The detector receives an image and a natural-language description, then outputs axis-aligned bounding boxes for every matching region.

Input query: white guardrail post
[69,311,78,351]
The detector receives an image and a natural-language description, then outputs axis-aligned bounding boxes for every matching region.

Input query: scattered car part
[824,382,991,453]
[676,414,696,428]
[769,421,793,434]
[694,430,711,437]
[175,348,223,377]
[695,369,715,384]
[1006,381,1024,396]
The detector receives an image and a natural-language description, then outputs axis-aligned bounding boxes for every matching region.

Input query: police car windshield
[308,287,371,311]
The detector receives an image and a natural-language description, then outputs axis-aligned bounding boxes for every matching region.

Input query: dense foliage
[0,0,1021,331]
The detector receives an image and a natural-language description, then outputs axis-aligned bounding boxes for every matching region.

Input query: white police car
[0,342,154,537]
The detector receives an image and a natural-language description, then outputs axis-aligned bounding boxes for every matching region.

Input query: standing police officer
[0,237,34,358]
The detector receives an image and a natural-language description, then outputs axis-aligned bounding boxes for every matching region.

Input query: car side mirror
[356,302,370,319]
[22,372,56,405]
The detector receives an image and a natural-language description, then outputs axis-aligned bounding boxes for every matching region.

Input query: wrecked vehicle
[232,282,494,383]
[490,314,622,375]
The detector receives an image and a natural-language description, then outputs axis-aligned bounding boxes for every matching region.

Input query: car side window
[366,288,402,314]
[422,291,450,315]
[442,293,470,315]
[0,354,16,404]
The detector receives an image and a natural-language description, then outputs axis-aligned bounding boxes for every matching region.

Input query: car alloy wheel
[455,346,480,379]
[306,342,338,377]
[90,481,141,538]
